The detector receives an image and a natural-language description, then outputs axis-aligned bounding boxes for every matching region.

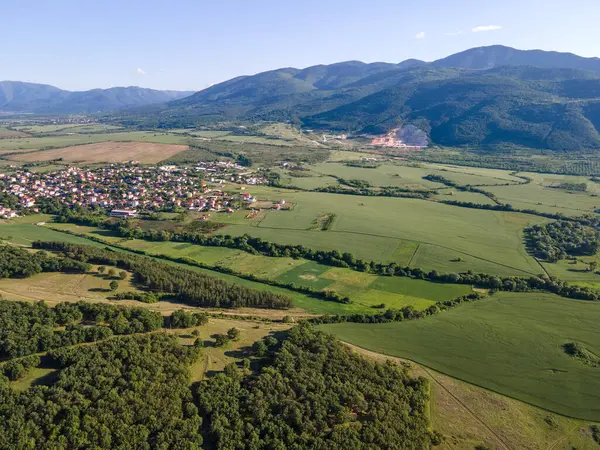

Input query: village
[0,161,272,218]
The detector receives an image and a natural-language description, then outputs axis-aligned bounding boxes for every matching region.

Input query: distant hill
[432,45,600,72]
[28,45,600,151]
[0,81,193,114]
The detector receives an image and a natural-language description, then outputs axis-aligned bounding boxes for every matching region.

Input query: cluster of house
[0,207,18,219]
[0,162,268,216]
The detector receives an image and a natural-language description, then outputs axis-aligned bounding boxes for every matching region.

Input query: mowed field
[47,222,473,314]
[217,186,546,276]
[0,127,30,138]
[6,141,189,164]
[0,269,141,305]
[321,291,600,421]
[0,130,189,152]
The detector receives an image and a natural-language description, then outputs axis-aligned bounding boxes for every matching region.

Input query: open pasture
[0,127,30,138]
[0,268,141,305]
[6,141,189,163]
[45,222,469,313]
[221,189,545,276]
[486,172,600,216]
[0,131,189,152]
[178,317,291,381]
[321,291,600,421]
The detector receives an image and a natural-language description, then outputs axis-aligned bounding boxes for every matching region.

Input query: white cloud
[136,68,146,75]
[445,30,466,36]
[415,31,426,39]
[472,25,502,33]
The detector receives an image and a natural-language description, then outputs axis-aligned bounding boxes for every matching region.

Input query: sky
[2,0,600,92]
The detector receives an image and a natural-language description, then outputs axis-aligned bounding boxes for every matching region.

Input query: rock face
[397,125,428,147]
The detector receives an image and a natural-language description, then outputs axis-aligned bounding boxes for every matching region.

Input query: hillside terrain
[0,81,193,114]
[110,46,600,151]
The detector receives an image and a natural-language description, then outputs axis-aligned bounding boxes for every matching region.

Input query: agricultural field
[308,161,526,190]
[0,127,30,138]
[217,188,546,276]
[6,141,189,164]
[0,130,189,152]
[352,344,600,450]
[46,222,471,313]
[321,291,600,421]
[13,124,123,134]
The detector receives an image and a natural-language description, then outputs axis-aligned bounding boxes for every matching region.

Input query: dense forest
[0,300,163,360]
[0,302,435,450]
[32,241,292,310]
[196,325,435,449]
[0,245,91,278]
[525,220,600,261]
[0,333,203,449]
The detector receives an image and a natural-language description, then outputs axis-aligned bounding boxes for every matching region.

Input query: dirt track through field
[7,141,188,164]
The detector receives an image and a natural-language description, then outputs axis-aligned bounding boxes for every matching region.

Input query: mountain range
[0,82,193,114]
[7,45,600,150]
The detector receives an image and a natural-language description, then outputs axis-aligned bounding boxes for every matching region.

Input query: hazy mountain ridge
[0,81,193,114]
[10,45,600,150]
[150,45,600,150]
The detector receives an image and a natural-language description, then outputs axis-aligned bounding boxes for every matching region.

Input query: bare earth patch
[7,141,188,164]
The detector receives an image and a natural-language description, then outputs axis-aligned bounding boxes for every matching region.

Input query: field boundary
[249,221,536,275]
[338,338,600,422]
[344,342,511,449]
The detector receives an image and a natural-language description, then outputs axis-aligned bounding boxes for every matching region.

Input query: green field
[321,291,600,421]
[0,131,189,152]
[218,188,545,276]
[309,162,525,190]
[46,222,470,313]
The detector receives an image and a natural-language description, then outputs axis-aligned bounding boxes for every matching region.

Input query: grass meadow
[321,291,600,421]
[219,189,546,276]
[45,222,472,314]
[0,131,189,152]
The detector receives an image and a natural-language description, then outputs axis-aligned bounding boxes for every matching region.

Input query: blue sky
[2,0,599,91]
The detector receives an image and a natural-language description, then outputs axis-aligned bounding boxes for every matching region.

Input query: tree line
[47,226,354,305]
[33,241,293,310]
[53,217,600,301]
[307,292,484,324]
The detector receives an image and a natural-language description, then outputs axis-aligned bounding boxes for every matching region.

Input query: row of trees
[525,220,600,262]
[308,293,483,324]
[49,208,600,301]
[47,226,354,305]
[33,241,293,309]
[314,184,431,199]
